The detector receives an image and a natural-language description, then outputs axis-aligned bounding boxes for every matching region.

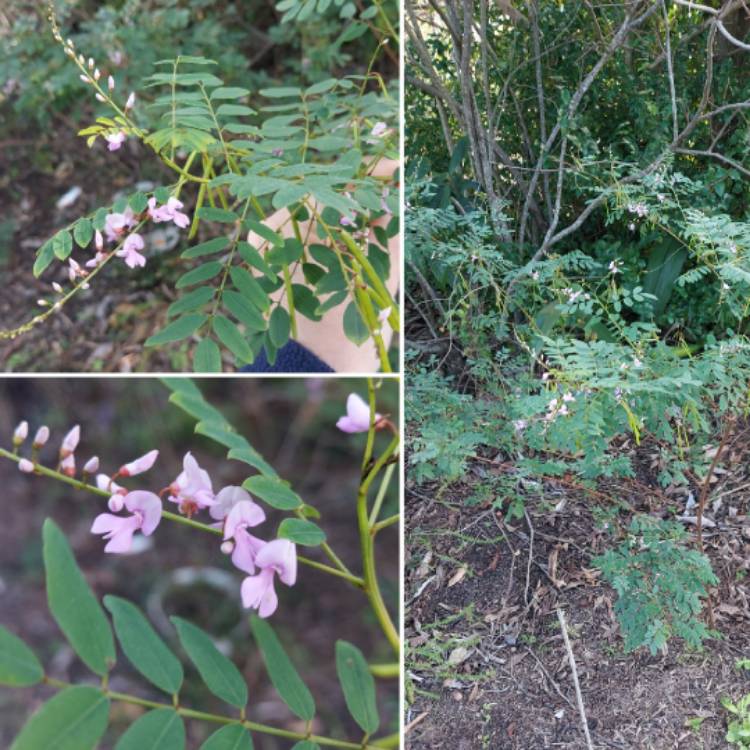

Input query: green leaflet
[104,596,184,695]
[249,616,315,721]
[277,518,326,546]
[335,641,379,734]
[10,686,110,750]
[199,724,254,750]
[114,708,185,750]
[171,617,248,708]
[43,519,116,676]
[0,626,43,686]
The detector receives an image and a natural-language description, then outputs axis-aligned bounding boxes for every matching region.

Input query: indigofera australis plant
[0,1,400,372]
[0,380,400,749]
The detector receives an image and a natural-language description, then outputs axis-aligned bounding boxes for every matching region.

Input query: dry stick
[556,609,594,750]
[695,418,733,629]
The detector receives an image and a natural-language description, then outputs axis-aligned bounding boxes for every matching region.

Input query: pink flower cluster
[11,421,298,619]
[63,195,191,283]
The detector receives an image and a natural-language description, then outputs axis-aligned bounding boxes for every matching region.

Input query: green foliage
[724,693,750,747]
[593,516,718,655]
[335,640,380,734]
[249,616,316,721]
[0,626,44,687]
[43,518,116,677]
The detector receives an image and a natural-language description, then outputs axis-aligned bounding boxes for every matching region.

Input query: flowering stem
[357,429,400,654]
[42,676,390,749]
[0,447,360,584]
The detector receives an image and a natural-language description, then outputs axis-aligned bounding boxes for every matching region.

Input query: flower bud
[220,540,234,555]
[79,74,90,84]
[108,495,124,512]
[108,75,115,91]
[83,456,100,473]
[95,93,106,103]
[18,459,34,473]
[13,420,28,446]
[60,424,80,458]
[88,57,94,69]
[33,426,50,448]
[93,68,101,81]
[119,449,158,477]
[125,92,136,110]
[60,454,76,477]
[95,230,104,251]
[52,282,63,294]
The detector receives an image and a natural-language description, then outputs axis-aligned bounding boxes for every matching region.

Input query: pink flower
[117,233,146,268]
[85,252,107,269]
[211,487,267,575]
[340,214,356,227]
[336,393,381,434]
[91,490,162,553]
[68,258,89,285]
[371,121,387,138]
[60,425,80,458]
[148,196,190,229]
[105,131,126,151]
[168,452,215,516]
[104,208,136,241]
[119,449,159,477]
[96,473,126,495]
[240,539,297,618]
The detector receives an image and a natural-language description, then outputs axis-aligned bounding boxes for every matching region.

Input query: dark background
[0,377,400,748]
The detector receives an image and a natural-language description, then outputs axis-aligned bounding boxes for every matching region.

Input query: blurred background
[0,376,399,748]
[0,0,397,371]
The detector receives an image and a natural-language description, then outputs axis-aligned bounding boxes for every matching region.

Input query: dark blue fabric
[240,340,334,373]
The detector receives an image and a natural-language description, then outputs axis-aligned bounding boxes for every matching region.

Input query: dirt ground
[0,378,400,749]
[404,434,750,750]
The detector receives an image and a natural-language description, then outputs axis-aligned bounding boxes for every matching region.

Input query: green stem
[43,676,390,749]
[369,662,400,678]
[372,513,399,535]
[0,448,355,583]
[368,463,395,527]
[357,433,400,654]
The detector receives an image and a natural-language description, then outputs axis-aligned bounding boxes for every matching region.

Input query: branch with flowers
[0,1,400,373]
[0,378,400,749]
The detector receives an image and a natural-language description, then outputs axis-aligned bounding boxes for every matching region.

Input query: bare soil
[405,434,750,750]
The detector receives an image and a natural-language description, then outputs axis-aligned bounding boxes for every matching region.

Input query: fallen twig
[556,608,594,750]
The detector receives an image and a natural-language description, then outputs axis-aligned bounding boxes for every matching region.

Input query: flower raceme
[7,417,398,618]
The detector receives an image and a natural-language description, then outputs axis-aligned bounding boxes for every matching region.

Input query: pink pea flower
[336,393,381,434]
[117,233,146,268]
[240,539,297,618]
[105,131,126,151]
[105,208,136,242]
[148,197,189,229]
[371,121,387,138]
[168,452,215,516]
[210,487,266,575]
[340,214,356,227]
[86,252,107,269]
[60,425,80,458]
[118,449,159,477]
[91,490,162,553]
